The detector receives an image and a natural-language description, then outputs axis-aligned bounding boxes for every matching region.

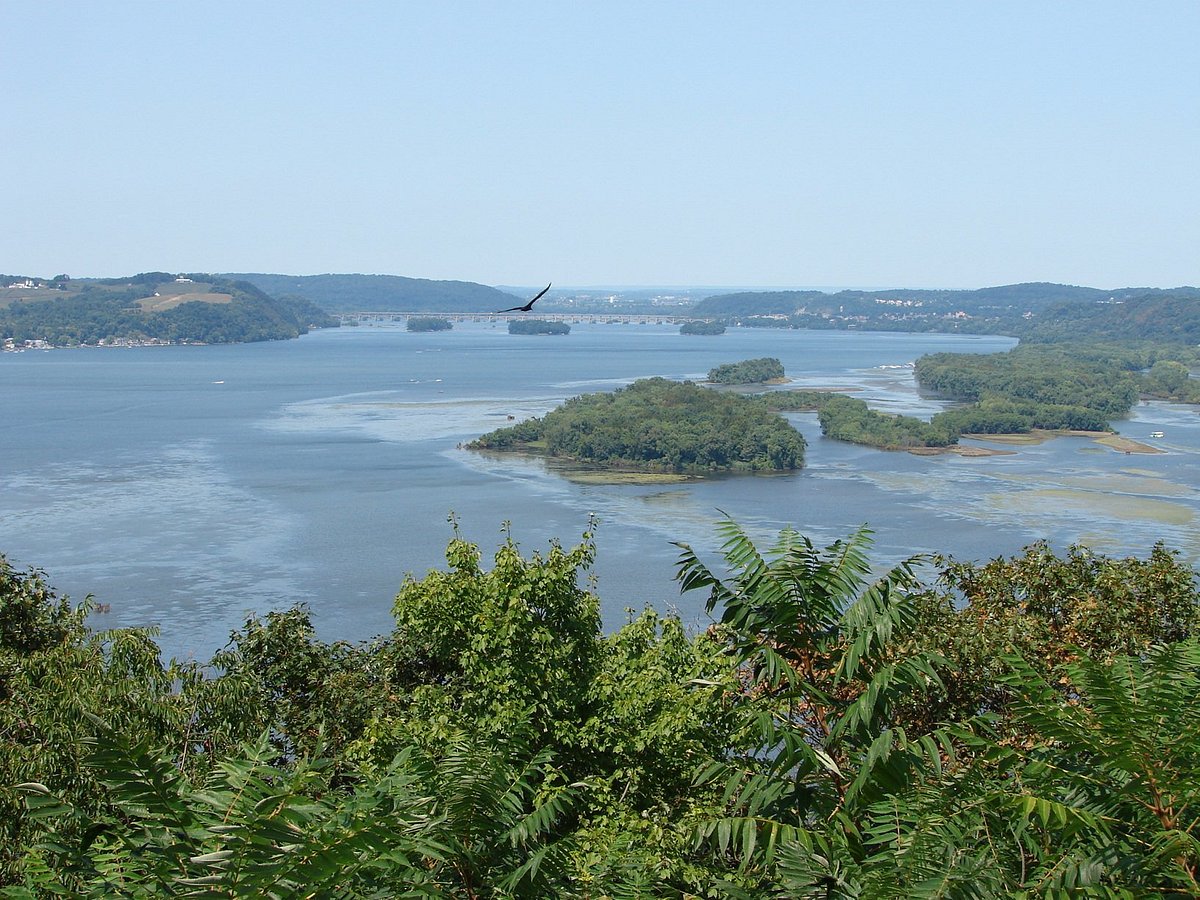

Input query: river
[2,323,1197,661]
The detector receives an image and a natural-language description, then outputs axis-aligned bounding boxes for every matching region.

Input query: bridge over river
[334,312,709,326]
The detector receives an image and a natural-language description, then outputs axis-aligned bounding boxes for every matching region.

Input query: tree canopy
[508,319,570,335]
[469,377,807,473]
[3,519,1199,896]
[707,357,785,384]
[406,316,453,332]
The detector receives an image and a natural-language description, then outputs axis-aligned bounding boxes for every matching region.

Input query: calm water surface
[3,324,1197,661]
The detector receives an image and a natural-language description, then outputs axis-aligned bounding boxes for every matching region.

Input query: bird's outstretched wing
[496,282,551,313]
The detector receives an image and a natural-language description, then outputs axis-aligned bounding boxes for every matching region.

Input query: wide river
[3,323,1198,661]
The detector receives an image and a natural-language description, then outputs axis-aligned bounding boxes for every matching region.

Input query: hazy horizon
[8,270,1191,295]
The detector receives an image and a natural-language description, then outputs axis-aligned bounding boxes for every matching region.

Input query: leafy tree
[903,540,1200,733]
[0,564,260,884]
[350,522,603,764]
[673,521,945,887]
[9,725,574,897]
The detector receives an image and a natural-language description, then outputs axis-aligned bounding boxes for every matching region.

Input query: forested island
[469,377,806,473]
[754,340,1200,452]
[680,320,725,335]
[707,356,785,384]
[4,516,1200,895]
[508,319,569,335]
[406,316,452,332]
[0,273,334,348]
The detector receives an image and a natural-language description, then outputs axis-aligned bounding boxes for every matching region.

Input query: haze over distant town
[3,2,1196,289]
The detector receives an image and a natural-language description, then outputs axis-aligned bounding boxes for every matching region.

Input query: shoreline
[908,429,1164,457]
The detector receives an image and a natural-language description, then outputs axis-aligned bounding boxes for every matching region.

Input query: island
[468,377,806,474]
[406,316,453,332]
[508,319,569,335]
[707,357,785,384]
[679,320,725,335]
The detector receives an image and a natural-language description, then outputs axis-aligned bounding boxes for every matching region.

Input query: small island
[468,377,806,474]
[680,320,725,335]
[508,319,569,335]
[707,357,785,384]
[406,316,453,332]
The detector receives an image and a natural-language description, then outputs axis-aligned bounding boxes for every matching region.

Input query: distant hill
[0,273,335,347]
[693,283,1115,318]
[692,282,1200,340]
[224,273,519,313]
[1021,288,1200,344]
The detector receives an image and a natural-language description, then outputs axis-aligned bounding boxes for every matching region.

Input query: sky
[2,1,1197,289]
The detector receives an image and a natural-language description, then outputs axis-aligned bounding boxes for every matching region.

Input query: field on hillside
[137,291,233,311]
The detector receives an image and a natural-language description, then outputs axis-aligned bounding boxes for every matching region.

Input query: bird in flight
[496,283,551,313]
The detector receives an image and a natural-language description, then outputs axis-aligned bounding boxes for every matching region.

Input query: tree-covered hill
[1021,289,1200,344]
[224,272,520,313]
[0,273,335,346]
[693,282,1113,318]
[692,282,1200,339]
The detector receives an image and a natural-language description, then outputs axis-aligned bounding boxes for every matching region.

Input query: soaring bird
[496,283,551,313]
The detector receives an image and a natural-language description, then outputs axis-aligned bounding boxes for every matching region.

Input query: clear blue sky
[3,1,1196,288]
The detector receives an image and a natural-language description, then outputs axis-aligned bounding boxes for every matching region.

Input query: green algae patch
[1094,434,1163,454]
[961,430,1161,455]
[988,488,1194,527]
[555,468,695,485]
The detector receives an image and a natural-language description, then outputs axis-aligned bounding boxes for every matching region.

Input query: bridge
[333,311,709,326]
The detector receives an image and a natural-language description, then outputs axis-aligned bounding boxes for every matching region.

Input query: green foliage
[1143,358,1200,401]
[5,522,1200,896]
[674,521,947,885]
[508,318,569,335]
[818,394,958,449]
[1023,289,1200,345]
[9,724,579,898]
[679,320,726,335]
[359,523,603,759]
[0,570,262,883]
[406,316,453,332]
[470,377,807,473]
[0,275,335,346]
[0,557,84,654]
[932,397,1112,434]
[996,641,1200,893]
[707,357,785,384]
[758,389,839,412]
[210,606,389,764]
[915,344,1143,422]
[903,540,1200,733]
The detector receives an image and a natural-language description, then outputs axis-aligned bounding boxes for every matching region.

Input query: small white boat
[1149,431,1164,438]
